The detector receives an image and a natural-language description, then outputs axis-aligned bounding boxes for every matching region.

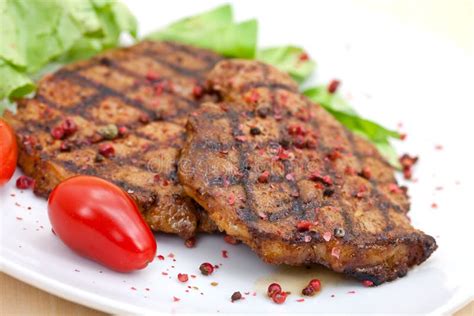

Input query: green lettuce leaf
[146,4,257,58]
[303,86,401,167]
[0,0,137,101]
[257,46,316,83]
[0,60,35,103]
[150,4,234,34]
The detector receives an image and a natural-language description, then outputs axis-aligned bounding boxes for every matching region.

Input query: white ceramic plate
[1,0,473,314]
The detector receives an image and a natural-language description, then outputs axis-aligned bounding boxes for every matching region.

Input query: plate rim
[1,256,161,315]
[2,253,473,315]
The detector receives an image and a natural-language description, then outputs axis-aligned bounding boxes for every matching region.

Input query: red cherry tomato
[48,176,156,272]
[0,118,18,186]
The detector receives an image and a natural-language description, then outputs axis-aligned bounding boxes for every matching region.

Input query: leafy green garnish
[0,0,137,101]
[147,4,257,59]
[257,46,315,83]
[303,86,401,167]
[0,2,400,164]
[146,5,316,83]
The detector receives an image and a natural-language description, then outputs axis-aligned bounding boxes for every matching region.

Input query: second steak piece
[178,60,437,284]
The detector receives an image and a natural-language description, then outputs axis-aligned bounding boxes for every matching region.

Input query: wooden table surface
[1,272,472,315]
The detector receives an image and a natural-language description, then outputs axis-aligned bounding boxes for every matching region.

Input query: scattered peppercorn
[327,148,342,161]
[302,278,321,296]
[245,89,260,103]
[51,126,65,140]
[297,220,311,232]
[267,283,282,297]
[234,135,247,142]
[62,118,77,136]
[301,285,316,296]
[288,124,306,136]
[403,168,412,180]
[354,184,368,198]
[146,70,159,81]
[399,154,418,168]
[333,227,345,238]
[359,167,372,180]
[16,176,35,190]
[118,126,128,137]
[250,127,261,135]
[192,85,204,98]
[139,113,150,124]
[59,141,72,152]
[199,262,214,276]
[399,154,418,180]
[228,193,236,205]
[99,124,118,140]
[277,147,290,160]
[323,231,332,241]
[344,166,356,176]
[94,153,105,163]
[388,183,403,194]
[231,291,242,302]
[327,79,340,94]
[177,273,189,283]
[362,280,374,287]
[331,247,341,259]
[185,237,196,248]
[258,170,270,183]
[272,291,288,304]
[299,52,309,61]
[309,172,333,186]
[323,188,334,197]
[98,143,115,158]
[224,235,240,245]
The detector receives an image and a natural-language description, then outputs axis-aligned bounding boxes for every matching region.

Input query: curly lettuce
[0,0,137,102]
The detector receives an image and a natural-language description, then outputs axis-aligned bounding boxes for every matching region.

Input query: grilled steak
[4,41,221,239]
[178,60,437,284]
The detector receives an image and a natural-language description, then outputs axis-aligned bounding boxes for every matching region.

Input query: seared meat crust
[178,60,437,284]
[4,41,221,238]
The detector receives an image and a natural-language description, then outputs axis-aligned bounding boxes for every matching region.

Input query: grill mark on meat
[100,58,200,110]
[245,62,350,237]
[56,69,160,120]
[6,41,224,238]
[227,109,259,223]
[263,62,305,223]
[51,158,157,198]
[66,66,201,121]
[239,82,297,94]
[55,70,198,125]
[343,128,398,231]
[22,67,203,182]
[141,49,210,79]
[179,59,437,283]
[297,99,355,238]
[162,41,225,66]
